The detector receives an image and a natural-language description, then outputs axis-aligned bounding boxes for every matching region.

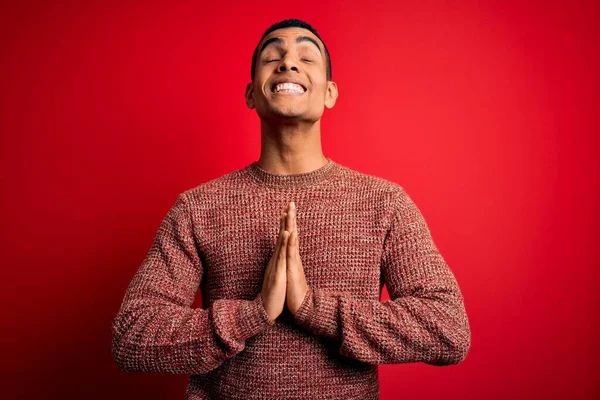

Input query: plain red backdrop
[1,1,598,399]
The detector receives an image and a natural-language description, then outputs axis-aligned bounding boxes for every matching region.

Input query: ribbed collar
[245,157,340,189]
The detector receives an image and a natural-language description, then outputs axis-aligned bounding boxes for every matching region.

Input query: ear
[324,81,338,109]
[245,82,255,109]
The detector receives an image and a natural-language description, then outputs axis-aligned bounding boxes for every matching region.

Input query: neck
[257,118,328,175]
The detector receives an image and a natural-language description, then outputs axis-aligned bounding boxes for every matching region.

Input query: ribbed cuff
[212,293,275,347]
[236,293,276,339]
[293,287,340,340]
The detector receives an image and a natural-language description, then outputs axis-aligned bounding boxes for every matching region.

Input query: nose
[277,55,299,73]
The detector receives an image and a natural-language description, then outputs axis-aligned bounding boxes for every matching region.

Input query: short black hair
[250,19,332,82]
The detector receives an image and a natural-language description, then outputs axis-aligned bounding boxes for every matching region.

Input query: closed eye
[266,59,280,63]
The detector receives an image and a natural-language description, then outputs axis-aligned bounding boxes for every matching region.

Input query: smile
[270,82,306,95]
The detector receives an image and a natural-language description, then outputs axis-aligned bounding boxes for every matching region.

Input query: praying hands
[260,201,310,321]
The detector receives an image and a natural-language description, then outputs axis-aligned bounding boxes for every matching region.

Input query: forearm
[294,283,470,366]
[112,292,274,374]
[111,193,275,374]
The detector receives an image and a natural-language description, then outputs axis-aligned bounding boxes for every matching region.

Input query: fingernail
[291,201,295,210]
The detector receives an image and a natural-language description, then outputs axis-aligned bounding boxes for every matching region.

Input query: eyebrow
[259,35,323,56]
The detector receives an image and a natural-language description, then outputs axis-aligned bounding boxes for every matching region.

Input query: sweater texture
[111,158,471,399]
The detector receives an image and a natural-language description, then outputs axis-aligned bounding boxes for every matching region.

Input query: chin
[270,107,305,118]
[255,104,313,122]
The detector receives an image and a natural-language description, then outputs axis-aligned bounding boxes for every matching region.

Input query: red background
[1,1,598,399]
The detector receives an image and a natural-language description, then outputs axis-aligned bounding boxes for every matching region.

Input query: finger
[273,214,287,262]
[275,213,285,250]
[280,212,286,233]
[286,206,293,232]
[292,229,299,257]
[279,231,289,264]
[287,230,296,262]
[291,202,297,233]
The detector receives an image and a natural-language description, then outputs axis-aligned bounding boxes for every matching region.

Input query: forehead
[259,27,324,50]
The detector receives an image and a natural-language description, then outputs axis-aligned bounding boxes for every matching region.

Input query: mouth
[270,82,307,95]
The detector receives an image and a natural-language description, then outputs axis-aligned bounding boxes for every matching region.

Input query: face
[245,27,338,123]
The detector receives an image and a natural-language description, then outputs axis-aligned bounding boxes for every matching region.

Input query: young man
[112,19,471,400]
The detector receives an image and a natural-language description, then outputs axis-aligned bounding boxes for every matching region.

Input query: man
[112,18,471,400]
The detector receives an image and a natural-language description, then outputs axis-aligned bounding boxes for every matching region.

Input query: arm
[293,187,471,366]
[111,193,274,374]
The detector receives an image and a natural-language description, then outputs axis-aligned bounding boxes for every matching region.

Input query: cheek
[309,73,328,93]
[255,80,267,96]
[253,71,269,94]
[310,81,328,101]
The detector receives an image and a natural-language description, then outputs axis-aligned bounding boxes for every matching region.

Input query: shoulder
[177,166,248,203]
[334,162,407,200]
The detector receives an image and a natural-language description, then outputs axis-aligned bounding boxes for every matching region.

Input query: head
[245,19,338,124]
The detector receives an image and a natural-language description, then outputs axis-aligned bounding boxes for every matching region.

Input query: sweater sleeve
[111,193,275,374]
[293,187,471,366]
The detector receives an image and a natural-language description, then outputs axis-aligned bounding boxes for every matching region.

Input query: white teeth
[275,82,305,93]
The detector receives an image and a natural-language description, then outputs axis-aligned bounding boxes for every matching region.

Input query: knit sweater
[111,158,471,400]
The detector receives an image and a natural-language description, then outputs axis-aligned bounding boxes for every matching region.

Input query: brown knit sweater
[111,158,471,399]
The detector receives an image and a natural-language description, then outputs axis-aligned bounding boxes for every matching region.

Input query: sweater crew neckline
[246,157,340,188]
